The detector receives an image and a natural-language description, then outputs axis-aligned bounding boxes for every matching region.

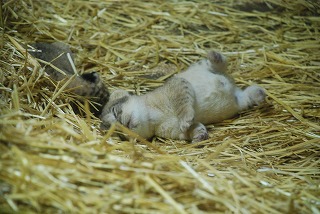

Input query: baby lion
[100,51,266,142]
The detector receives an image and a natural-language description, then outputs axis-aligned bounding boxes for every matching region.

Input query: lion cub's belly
[177,70,239,125]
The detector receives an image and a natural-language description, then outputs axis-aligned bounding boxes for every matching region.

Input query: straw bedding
[0,0,319,213]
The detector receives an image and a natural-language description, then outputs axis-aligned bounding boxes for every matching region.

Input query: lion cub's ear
[109,89,131,101]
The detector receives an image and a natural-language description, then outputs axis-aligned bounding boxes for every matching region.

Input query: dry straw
[1,0,319,213]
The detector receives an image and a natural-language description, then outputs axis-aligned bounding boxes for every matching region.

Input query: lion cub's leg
[235,85,266,111]
[208,50,228,73]
[208,51,266,112]
[168,78,196,133]
[153,77,196,140]
[156,119,189,140]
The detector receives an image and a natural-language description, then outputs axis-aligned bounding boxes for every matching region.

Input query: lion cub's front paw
[190,123,209,143]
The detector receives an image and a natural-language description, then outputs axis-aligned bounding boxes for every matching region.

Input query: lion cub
[100,51,266,142]
[29,42,109,116]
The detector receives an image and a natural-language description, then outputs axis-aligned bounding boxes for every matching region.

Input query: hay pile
[1,0,319,213]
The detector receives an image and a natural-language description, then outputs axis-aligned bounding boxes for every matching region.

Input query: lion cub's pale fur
[100,51,266,142]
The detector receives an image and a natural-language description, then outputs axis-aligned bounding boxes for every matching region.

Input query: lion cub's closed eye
[100,51,266,142]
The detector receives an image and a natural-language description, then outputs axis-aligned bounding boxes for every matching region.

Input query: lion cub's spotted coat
[29,42,109,116]
[100,51,266,142]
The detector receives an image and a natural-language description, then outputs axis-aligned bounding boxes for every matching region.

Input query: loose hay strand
[144,175,187,214]
[40,74,77,117]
